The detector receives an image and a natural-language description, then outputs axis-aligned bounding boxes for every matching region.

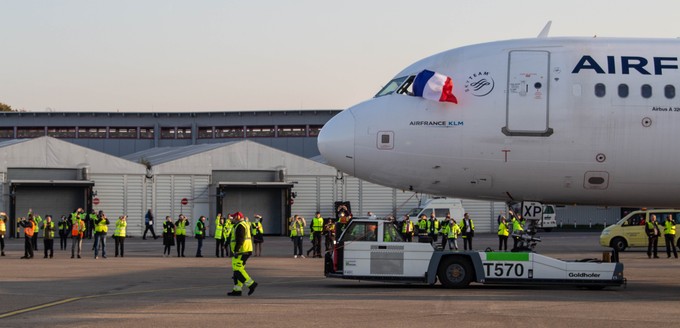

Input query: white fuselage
[319,37,680,207]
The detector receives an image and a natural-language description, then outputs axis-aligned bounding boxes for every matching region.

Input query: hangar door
[217,182,292,235]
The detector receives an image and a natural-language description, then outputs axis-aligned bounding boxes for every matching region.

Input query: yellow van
[600,209,680,251]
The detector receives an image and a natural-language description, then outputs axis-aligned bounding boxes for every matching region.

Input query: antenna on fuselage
[537,20,552,38]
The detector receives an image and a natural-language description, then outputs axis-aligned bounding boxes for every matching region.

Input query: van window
[655,212,679,224]
[622,213,646,226]
[543,206,555,214]
[434,208,450,217]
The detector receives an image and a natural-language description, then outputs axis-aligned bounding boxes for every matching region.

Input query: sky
[2,0,680,112]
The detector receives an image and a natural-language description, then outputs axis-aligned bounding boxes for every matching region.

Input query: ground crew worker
[58,215,70,250]
[224,215,233,257]
[114,215,127,257]
[18,217,35,259]
[447,218,461,250]
[252,215,264,257]
[428,213,440,243]
[215,214,225,258]
[43,215,55,258]
[664,215,678,259]
[510,210,524,249]
[324,219,336,251]
[29,210,42,251]
[336,212,348,235]
[175,215,189,257]
[459,213,475,250]
[289,215,305,258]
[311,212,324,258]
[71,210,86,259]
[417,214,428,241]
[401,216,414,242]
[646,214,661,259]
[0,211,7,256]
[195,216,206,257]
[227,213,258,296]
[498,216,510,251]
[94,211,109,259]
[87,209,97,239]
[162,216,175,257]
[440,216,451,249]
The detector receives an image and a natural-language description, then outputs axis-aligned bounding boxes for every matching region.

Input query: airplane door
[503,50,553,136]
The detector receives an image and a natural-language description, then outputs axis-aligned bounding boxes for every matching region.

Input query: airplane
[318,22,680,208]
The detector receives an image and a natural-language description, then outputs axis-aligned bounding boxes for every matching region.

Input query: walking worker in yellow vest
[215,214,225,258]
[227,212,258,297]
[113,215,127,257]
[43,215,55,258]
[0,211,7,256]
[663,215,678,259]
[93,211,110,259]
[498,216,510,251]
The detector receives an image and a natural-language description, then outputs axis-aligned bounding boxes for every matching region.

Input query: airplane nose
[318,109,355,175]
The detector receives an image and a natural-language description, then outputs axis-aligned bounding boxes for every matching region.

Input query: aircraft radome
[318,23,680,208]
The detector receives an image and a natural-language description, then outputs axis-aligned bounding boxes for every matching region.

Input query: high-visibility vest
[72,220,85,237]
[215,221,224,240]
[114,219,127,237]
[664,220,676,235]
[402,221,414,234]
[32,215,42,233]
[230,220,252,253]
[459,219,475,238]
[512,217,523,232]
[24,220,35,237]
[43,221,55,239]
[223,220,232,239]
[0,216,6,234]
[95,217,109,233]
[418,219,428,232]
[498,222,510,236]
[290,220,304,237]
[312,216,324,232]
[176,220,188,236]
[428,219,439,233]
[251,222,263,236]
[448,224,461,239]
[195,221,205,236]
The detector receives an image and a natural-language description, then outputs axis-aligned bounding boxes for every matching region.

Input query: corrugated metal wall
[125,175,145,236]
[460,200,506,233]
[152,175,211,236]
[360,180,395,218]
[289,176,321,219]
[556,206,622,227]
[0,172,5,214]
[91,174,146,237]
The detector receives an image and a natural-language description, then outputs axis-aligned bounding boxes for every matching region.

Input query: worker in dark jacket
[646,214,661,259]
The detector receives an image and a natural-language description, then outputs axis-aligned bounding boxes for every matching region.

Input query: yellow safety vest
[0,216,6,233]
[95,217,109,233]
[664,220,676,235]
[498,222,510,236]
[230,220,252,253]
[43,221,55,239]
[290,220,305,237]
[215,221,224,240]
[312,216,324,232]
[401,221,414,234]
[448,224,461,239]
[176,220,188,236]
[114,219,127,237]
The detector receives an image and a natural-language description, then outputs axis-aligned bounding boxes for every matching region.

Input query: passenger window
[641,84,652,98]
[623,214,645,226]
[434,208,449,218]
[665,85,675,99]
[383,223,404,242]
[341,222,378,242]
[595,83,606,97]
[618,84,629,98]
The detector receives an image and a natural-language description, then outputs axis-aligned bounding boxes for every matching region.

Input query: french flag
[413,69,458,104]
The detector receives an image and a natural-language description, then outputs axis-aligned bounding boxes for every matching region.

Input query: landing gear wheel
[611,237,627,252]
[438,257,472,288]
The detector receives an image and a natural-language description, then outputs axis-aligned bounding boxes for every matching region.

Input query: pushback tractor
[324,218,625,289]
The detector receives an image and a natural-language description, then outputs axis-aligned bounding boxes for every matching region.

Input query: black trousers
[143,224,157,239]
[402,233,412,242]
[499,235,508,251]
[115,236,125,257]
[0,235,4,252]
[440,236,449,250]
[463,237,472,250]
[292,236,303,256]
[216,239,225,257]
[59,233,68,250]
[32,233,38,250]
[44,239,54,258]
[312,231,322,256]
[647,235,659,257]
[196,237,204,256]
[665,234,677,258]
[176,235,186,256]
[24,236,34,258]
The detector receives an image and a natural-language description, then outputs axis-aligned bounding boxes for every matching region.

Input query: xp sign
[521,201,543,221]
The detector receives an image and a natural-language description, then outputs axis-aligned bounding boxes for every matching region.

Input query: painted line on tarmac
[0,278,325,319]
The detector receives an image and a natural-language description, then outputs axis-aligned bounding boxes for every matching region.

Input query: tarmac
[1,232,679,327]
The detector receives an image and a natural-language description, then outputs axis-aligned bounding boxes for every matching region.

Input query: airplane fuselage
[319,37,680,207]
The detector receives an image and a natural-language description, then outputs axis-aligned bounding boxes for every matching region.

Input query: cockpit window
[374,75,416,98]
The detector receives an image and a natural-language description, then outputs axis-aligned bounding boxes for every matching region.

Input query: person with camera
[93,210,110,259]
[227,212,257,296]
[71,209,86,259]
[18,216,35,259]
[28,209,43,251]
[175,214,190,257]
[58,215,70,251]
[195,216,206,257]
[0,211,7,256]
[43,215,55,258]
[162,216,175,257]
[114,215,127,257]
[289,215,306,258]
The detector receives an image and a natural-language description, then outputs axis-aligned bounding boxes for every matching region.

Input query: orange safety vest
[71,220,84,237]
[24,221,35,237]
